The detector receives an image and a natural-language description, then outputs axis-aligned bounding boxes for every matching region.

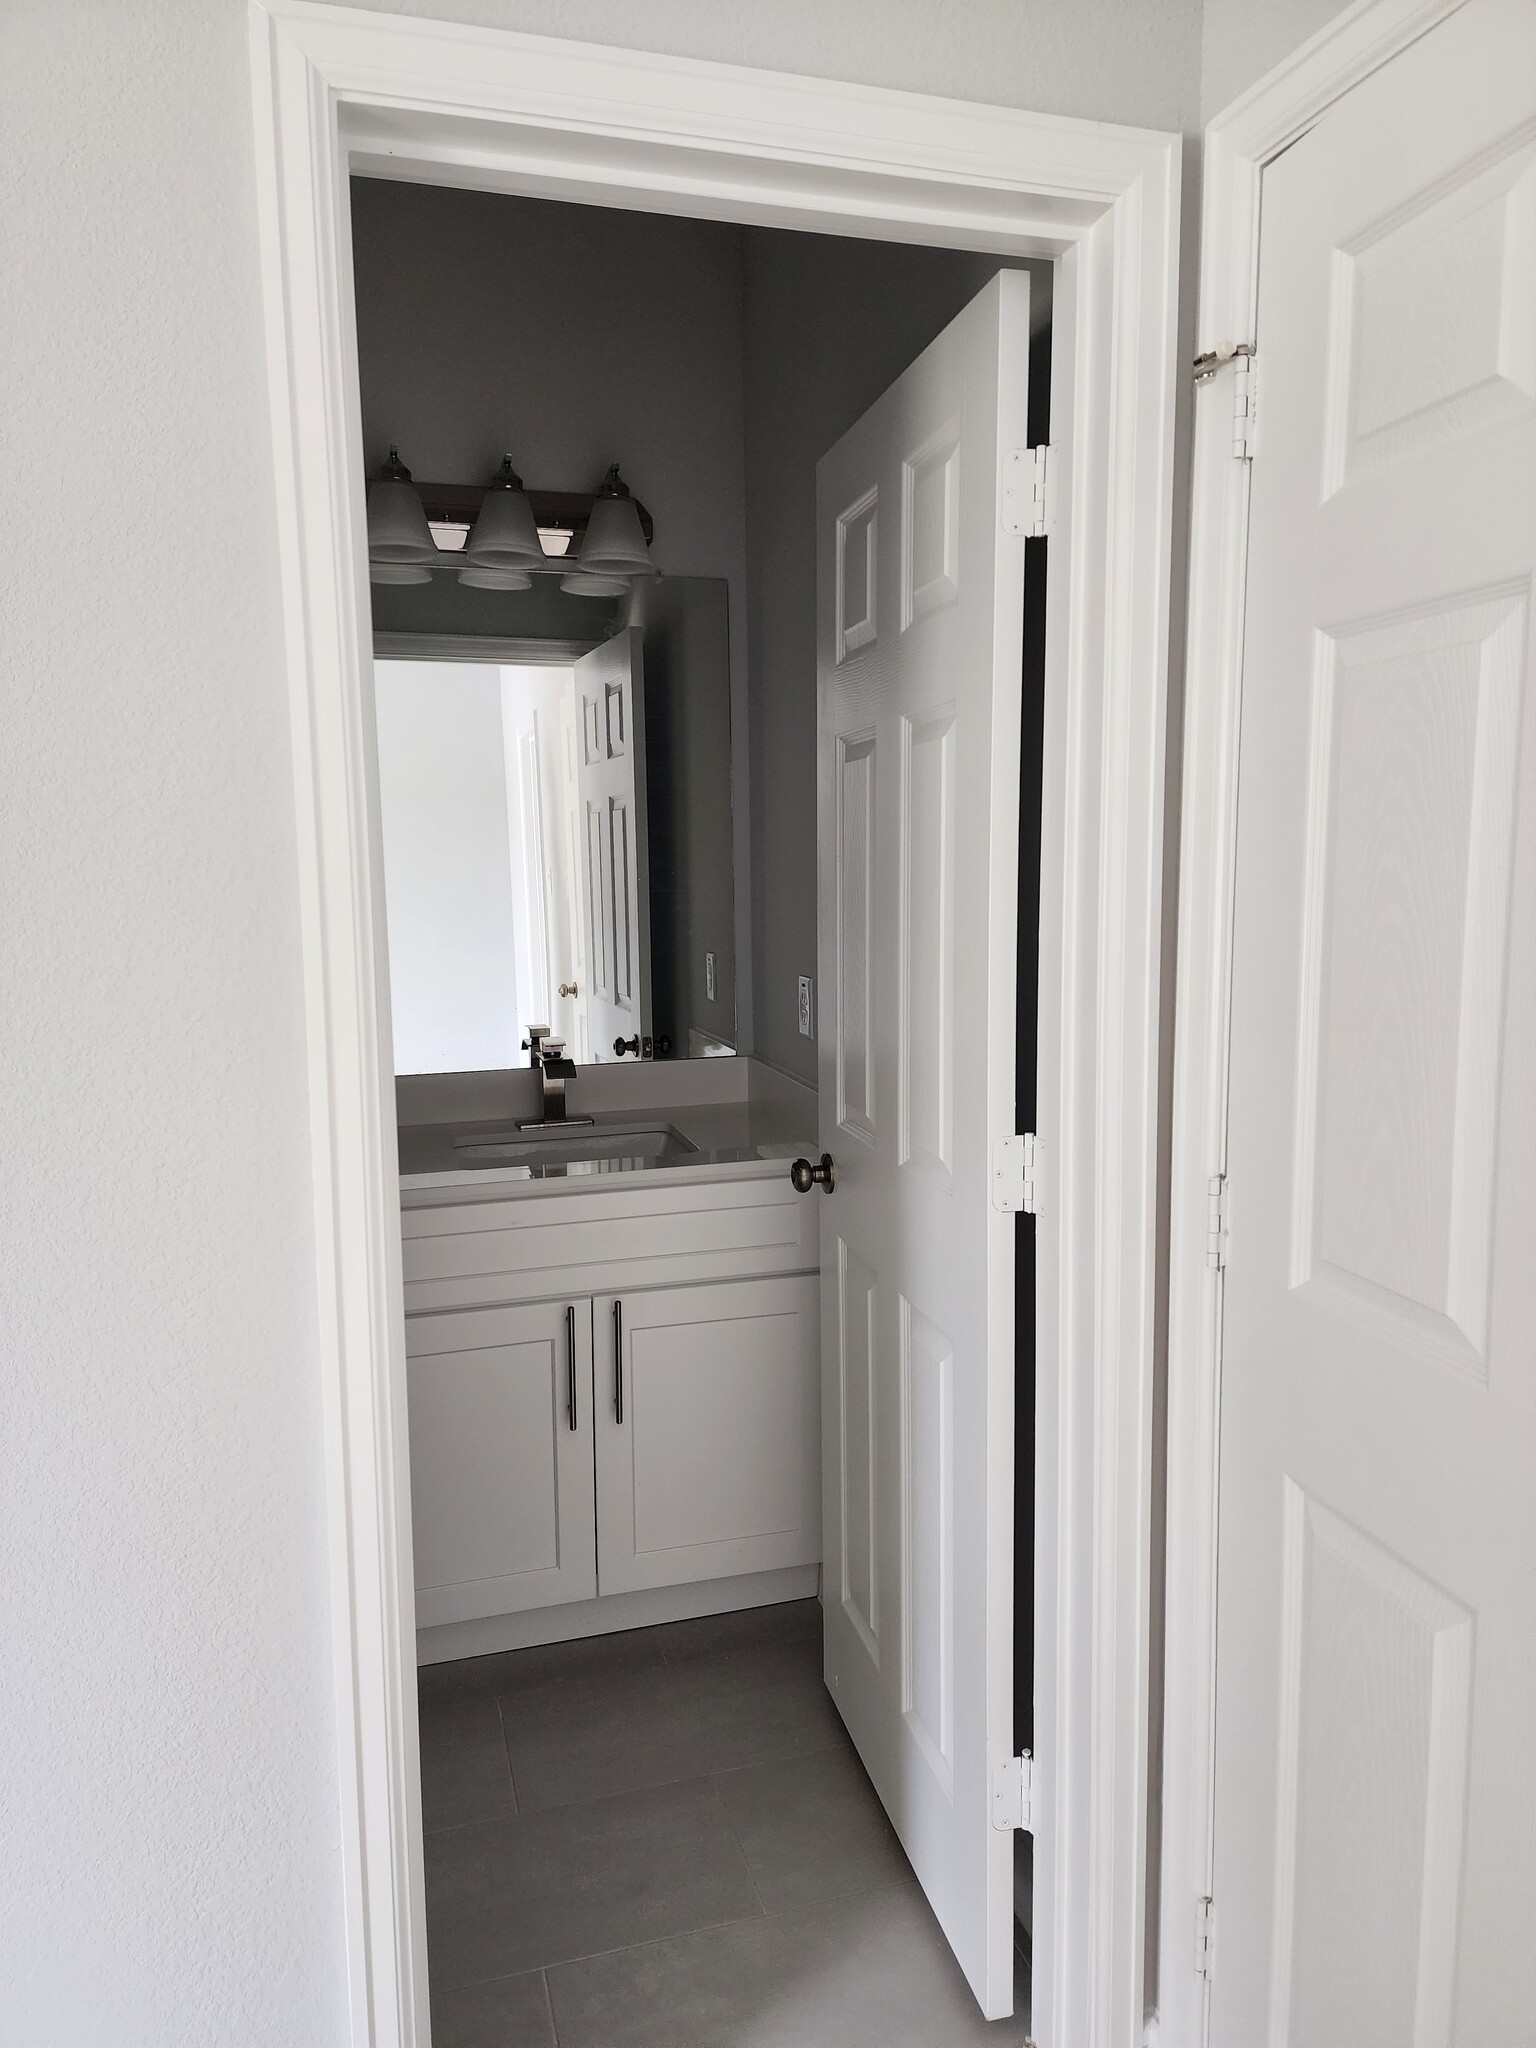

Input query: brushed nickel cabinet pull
[612,1298,624,1424]
[566,1304,577,1431]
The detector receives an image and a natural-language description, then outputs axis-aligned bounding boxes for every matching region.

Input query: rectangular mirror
[374,576,737,1072]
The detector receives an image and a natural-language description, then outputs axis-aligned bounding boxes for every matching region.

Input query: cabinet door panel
[595,1277,821,1594]
[407,1299,597,1625]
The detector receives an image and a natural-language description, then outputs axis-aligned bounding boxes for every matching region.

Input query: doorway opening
[249,16,1178,2042]
[354,173,1049,2038]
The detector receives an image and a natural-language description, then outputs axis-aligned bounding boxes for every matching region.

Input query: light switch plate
[798,975,814,1038]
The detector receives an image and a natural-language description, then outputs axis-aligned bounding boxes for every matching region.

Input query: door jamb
[246,6,1181,2042]
[1159,2,1469,2041]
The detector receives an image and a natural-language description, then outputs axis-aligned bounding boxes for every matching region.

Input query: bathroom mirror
[373,575,737,1072]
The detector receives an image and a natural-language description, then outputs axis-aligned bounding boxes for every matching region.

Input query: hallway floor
[419,1597,1031,2046]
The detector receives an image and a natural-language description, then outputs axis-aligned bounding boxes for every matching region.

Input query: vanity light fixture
[461,455,544,586]
[366,446,434,581]
[564,463,655,583]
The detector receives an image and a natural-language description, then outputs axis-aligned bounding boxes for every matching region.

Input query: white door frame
[246,6,1180,2042]
[1158,3,1468,2041]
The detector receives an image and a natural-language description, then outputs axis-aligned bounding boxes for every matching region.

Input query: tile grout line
[496,1690,520,1817]
[707,1772,769,1922]
[539,1966,560,2048]
[447,1874,928,1999]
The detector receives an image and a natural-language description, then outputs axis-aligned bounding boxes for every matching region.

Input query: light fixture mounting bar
[415,481,654,546]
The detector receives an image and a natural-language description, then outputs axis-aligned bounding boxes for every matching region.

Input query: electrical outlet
[798,975,814,1039]
[705,951,716,1002]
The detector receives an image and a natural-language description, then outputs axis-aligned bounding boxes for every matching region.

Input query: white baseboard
[416,1563,822,1665]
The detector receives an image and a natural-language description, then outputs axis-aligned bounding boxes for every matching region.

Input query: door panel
[1211,6,1536,2037]
[406,1299,597,1625]
[594,1277,821,1595]
[575,629,652,1059]
[815,269,1032,2018]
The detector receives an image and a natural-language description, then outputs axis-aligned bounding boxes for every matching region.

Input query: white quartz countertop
[397,1096,818,1202]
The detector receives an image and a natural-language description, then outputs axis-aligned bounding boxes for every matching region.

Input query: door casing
[1161,2,1472,2042]
[246,7,1182,2042]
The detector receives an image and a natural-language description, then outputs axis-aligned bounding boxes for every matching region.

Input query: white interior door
[575,628,653,1060]
[502,665,581,1054]
[593,1277,821,1595]
[1211,6,1536,2037]
[814,269,1032,2019]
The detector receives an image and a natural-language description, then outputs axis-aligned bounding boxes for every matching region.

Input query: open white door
[574,628,653,1061]
[1209,4,1536,2035]
[813,269,1033,2019]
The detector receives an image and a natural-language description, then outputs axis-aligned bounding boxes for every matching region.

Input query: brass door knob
[789,1153,835,1195]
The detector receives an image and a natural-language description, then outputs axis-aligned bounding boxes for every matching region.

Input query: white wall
[2,0,1231,2036]
[375,661,521,1073]
[335,0,1203,132]
[1202,0,1354,119]
[0,3,344,2043]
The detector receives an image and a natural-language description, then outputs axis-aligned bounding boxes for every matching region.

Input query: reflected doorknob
[613,1034,655,1058]
[789,1152,835,1195]
[559,982,579,998]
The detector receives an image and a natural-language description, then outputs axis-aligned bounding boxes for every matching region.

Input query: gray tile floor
[420,1598,1032,2047]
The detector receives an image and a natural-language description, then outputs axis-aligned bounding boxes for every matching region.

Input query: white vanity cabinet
[400,1168,821,1644]
[407,1299,597,1626]
[593,1276,820,1595]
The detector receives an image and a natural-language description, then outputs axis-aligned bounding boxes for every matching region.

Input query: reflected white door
[815,270,1032,2018]
[1211,6,1536,2037]
[575,628,653,1062]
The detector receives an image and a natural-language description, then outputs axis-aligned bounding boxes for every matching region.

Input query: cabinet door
[407,1299,597,1626]
[594,1277,821,1595]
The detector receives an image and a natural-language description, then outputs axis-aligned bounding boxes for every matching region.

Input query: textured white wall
[375,661,521,1074]
[1,0,1209,2038]
[1201,0,1353,119]
[0,3,345,2045]
[334,0,1203,131]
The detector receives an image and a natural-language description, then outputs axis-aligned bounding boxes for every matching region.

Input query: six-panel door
[593,1277,821,1595]
[406,1298,597,1626]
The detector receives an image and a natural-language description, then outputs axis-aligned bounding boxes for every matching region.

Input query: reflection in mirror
[374,577,737,1073]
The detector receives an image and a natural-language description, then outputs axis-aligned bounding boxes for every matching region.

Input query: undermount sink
[450,1124,698,1175]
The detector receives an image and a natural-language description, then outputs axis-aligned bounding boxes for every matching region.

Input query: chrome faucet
[519,1029,592,1128]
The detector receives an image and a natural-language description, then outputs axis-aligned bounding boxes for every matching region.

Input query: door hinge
[992,1751,1035,1832]
[1194,1895,1217,1980]
[992,1132,1039,1215]
[1206,1173,1228,1270]
[1193,342,1257,459]
[1001,445,1051,538]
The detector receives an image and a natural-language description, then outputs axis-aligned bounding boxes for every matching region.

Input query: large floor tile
[500,1637,846,1814]
[418,1693,517,1833]
[428,1969,556,2048]
[651,1597,822,1666]
[545,1884,1033,2048]
[423,1775,762,1987]
[419,1625,665,1705]
[713,1746,912,1912]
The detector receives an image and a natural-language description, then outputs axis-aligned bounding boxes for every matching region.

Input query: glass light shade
[459,563,533,590]
[561,569,629,597]
[575,464,654,576]
[370,559,433,585]
[464,456,545,569]
[366,447,434,563]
